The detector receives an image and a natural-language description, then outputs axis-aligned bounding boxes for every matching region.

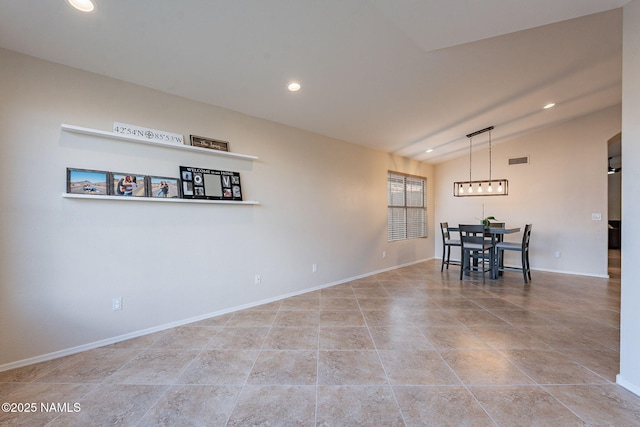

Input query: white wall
[0,48,435,368]
[618,0,640,397]
[434,106,620,277]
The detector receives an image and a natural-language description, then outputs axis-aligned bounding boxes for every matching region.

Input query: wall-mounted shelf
[63,193,259,205]
[61,124,259,161]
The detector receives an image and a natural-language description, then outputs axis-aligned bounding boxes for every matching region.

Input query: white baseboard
[0,257,432,373]
[617,375,640,397]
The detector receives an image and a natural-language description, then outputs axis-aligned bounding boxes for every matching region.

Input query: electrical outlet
[255,274,261,285]
[382,251,386,258]
[554,251,561,258]
[112,297,122,311]
[312,263,318,273]
[592,213,602,221]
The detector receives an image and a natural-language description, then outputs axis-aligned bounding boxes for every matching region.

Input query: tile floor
[1,259,639,426]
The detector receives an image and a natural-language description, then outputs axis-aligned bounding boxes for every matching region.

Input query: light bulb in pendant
[459,184,464,194]
[498,182,503,192]
[487,182,493,192]
[468,183,473,193]
[477,183,482,193]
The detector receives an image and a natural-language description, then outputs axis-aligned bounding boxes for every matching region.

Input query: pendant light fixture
[454,126,508,197]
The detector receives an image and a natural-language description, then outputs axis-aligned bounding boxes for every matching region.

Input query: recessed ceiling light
[287,81,301,92]
[67,0,95,13]
[543,102,556,109]
[426,148,434,153]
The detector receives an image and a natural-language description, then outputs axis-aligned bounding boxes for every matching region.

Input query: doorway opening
[608,132,621,279]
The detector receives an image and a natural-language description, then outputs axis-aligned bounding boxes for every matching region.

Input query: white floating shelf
[61,124,259,161]
[63,193,259,205]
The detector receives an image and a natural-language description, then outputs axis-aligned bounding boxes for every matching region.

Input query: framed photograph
[110,172,147,197]
[179,166,242,201]
[67,168,109,195]
[190,135,230,152]
[148,176,181,199]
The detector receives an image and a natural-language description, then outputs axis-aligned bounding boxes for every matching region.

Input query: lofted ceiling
[0,0,626,163]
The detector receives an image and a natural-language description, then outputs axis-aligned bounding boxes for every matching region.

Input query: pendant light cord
[469,136,472,182]
[488,129,492,181]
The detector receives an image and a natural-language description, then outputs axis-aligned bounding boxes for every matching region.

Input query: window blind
[388,172,426,241]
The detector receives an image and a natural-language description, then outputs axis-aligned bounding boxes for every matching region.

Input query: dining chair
[495,224,532,283]
[459,224,495,283]
[440,222,461,272]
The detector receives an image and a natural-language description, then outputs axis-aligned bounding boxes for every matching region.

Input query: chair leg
[526,251,532,280]
[521,251,528,283]
[446,246,451,270]
[441,245,446,272]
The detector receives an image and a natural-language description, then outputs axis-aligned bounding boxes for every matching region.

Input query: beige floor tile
[499,349,610,385]
[467,297,523,310]
[369,325,433,350]
[35,348,140,384]
[226,385,316,427]
[318,350,388,385]
[559,348,620,381]
[262,327,319,350]
[361,309,413,327]
[1,259,634,425]
[316,386,404,426]
[319,310,366,327]
[519,325,606,350]
[0,383,95,426]
[47,384,167,427]
[544,384,640,426]
[320,285,355,298]
[420,325,489,350]
[319,326,375,350]
[272,310,320,327]
[378,350,460,385]
[176,350,258,385]
[105,349,199,385]
[355,297,396,310]
[394,385,494,426]
[138,385,241,427]
[447,309,511,327]
[467,324,549,349]
[434,298,483,310]
[0,356,69,383]
[404,309,463,327]
[247,350,317,385]
[206,326,269,350]
[470,385,585,426]
[439,349,534,385]
[280,297,320,311]
[149,325,218,350]
[224,310,277,327]
[320,297,360,311]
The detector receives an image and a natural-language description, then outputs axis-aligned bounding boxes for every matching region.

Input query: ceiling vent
[508,156,529,165]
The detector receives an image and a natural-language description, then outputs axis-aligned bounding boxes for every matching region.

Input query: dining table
[448,225,521,280]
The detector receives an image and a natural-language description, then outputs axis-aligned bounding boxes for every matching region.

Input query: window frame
[387,171,427,242]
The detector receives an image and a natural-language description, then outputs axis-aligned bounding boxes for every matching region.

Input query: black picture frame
[67,168,109,195]
[179,166,242,201]
[110,172,147,197]
[148,176,181,199]
[190,135,230,152]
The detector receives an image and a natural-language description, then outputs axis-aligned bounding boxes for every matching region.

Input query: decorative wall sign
[180,166,242,201]
[67,168,109,195]
[148,176,181,198]
[113,122,184,145]
[190,135,230,152]
[110,172,148,197]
